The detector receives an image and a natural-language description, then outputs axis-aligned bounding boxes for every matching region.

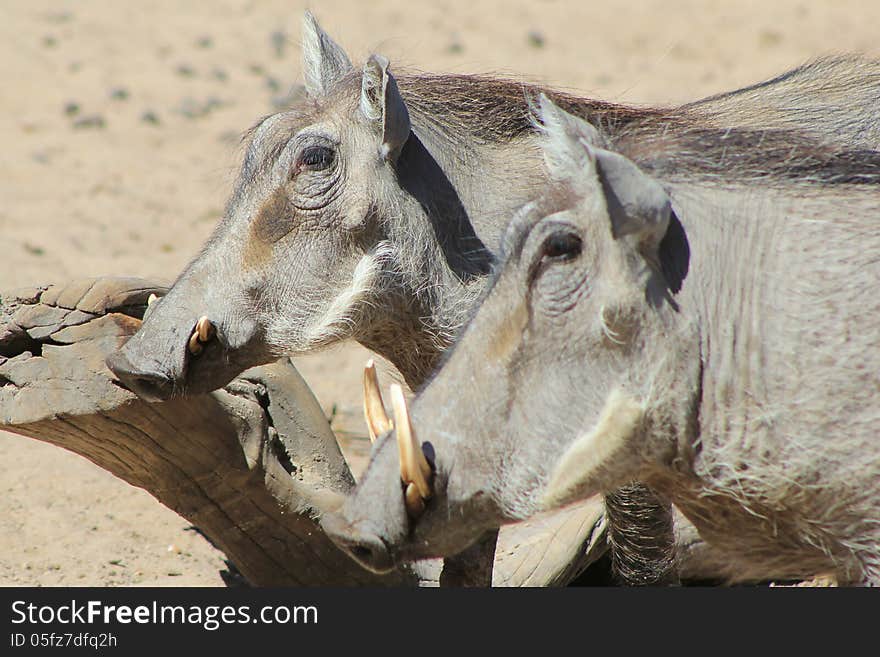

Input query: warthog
[106,12,880,583]
[324,96,880,585]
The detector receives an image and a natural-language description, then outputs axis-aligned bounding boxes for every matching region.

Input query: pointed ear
[534,93,607,181]
[590,147,690,292]
[301,11,353,96]
[537,93,670,249]
[537,95,687,290]
[360,55,411,161]
[591,146,672,253]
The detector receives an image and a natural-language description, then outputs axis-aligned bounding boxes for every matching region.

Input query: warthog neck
[355,111,551,386]
[646,182,880,584]
[354,73,678,386]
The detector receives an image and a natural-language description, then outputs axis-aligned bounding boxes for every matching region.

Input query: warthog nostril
[105,351,174,403]
[322,515,395,574]
[350,544,378,563]
[340,536,393,573]
[127,374,173,401]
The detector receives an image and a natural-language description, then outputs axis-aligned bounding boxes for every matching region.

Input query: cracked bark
[1,278,417,586]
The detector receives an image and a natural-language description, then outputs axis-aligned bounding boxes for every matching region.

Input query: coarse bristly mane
[396,72,664,144]
[381,62,880,382]
[391,69,880,189]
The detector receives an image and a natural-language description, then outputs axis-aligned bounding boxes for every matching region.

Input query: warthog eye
[298,145,335,172]
[528,230,583,285]
[541,232,582,262]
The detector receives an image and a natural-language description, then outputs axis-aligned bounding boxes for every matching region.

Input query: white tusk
[404,481,426,517]
[147,293,158,307]
[390,383,432,499]
[187,331,203,355]
[363,359,393,443]
[196,316,214,343]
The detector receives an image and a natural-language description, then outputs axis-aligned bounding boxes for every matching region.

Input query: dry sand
[2,0,878,586]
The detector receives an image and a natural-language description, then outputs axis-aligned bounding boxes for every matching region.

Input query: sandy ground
[2,0,878,587]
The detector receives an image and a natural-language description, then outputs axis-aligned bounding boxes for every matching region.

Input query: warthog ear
[590,146,690,293]
[591,148,671,250]
[535,93,607,178]
[360,55,412,161]
[301,11,353,96]
[537,95,670,254]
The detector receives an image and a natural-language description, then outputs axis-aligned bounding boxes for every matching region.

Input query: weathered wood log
[0,277,609,586]
[0,278,422,585]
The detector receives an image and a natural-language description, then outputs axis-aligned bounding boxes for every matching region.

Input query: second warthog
[107,13,880,584]
[325,96,880,585]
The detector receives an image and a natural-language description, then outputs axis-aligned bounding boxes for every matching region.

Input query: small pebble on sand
[72,114,106,129]
[271,30,287,58]
[140,110,161,126]
[527,30,545,49]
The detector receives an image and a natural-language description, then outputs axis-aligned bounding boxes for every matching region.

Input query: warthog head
[107,13,493,400]
[322,97,697,571]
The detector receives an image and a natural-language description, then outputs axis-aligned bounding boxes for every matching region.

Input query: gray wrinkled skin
[107,15,880,403]
[325,97,880,586]
[105,13,880,584]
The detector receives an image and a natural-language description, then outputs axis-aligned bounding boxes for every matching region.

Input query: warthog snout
[106,349,176,402]
[321,370,438,571]
[324,361,501,571]
[107,313,221,402]
[321,515,395,574]
[106,289,266,402]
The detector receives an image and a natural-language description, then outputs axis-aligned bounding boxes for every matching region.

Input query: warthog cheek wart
[245,189,298,268]
[486,300,528,363]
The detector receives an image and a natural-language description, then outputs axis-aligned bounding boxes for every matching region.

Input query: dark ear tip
[658,211,690,294]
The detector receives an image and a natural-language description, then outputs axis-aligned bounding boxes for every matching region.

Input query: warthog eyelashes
[541,232,582,261]
[528,230,583,285]
[298,145,335,172]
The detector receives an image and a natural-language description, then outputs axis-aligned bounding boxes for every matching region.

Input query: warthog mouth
[321,514,398,574]
[106,298,220,402]
[362,360,435,517]
[318,361,444,573]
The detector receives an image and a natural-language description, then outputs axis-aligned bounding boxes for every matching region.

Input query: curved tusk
[147,293,158,307]
[363,359,393,443]
[404,482,426,517]
[390,383,432,499]
[196,316,214,343]
[187,331,203,355]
